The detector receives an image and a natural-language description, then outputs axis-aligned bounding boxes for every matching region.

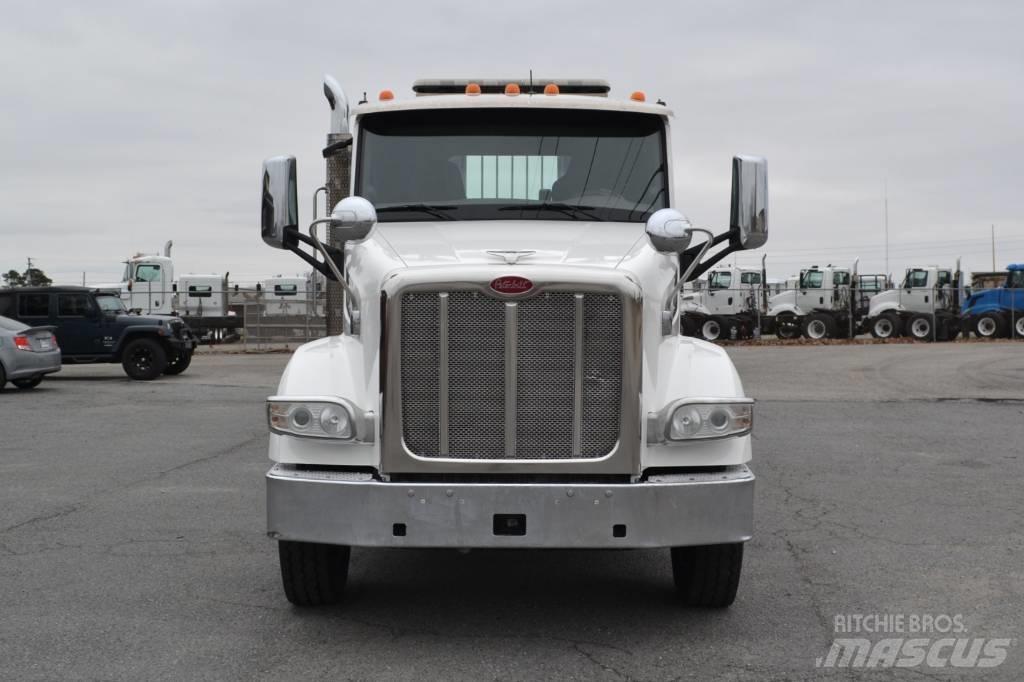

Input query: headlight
[657,400,754,442]
[267,399,355,440]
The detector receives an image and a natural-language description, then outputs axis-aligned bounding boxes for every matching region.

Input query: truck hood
[374,221,646,268]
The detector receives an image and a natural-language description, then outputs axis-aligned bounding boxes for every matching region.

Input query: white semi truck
[259,76,768,608]
[680,263,767,341]
[864,262,962,341]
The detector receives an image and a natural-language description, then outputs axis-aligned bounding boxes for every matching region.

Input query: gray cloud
[2,0,1021,283]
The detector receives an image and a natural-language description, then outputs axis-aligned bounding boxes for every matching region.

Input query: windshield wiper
[498,203,600,221]
[375,204,457,220]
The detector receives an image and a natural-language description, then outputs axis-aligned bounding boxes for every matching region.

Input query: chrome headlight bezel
[266,396,374,443]
[648,397,754,444]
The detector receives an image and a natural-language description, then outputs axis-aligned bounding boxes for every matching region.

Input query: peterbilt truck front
[260,77,768,608]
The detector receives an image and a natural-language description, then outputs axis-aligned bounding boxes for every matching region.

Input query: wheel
[870,313,902,339]
[974,313,1006,339]
[775,314,800,339]
[163,350,193,375]
[680,316,698,337]
[121,337,168,380]
[1014,316,1024,339]
[671,543,744,608]
[0,362,6,390]
[278,540,351,606]
[700,317,723,341]
[907,313,934,341]
[801,313,836,340]
[12,375,43,389]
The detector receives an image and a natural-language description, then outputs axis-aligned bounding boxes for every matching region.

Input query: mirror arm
[663,228,714,334]
[687,242,743,282]
[307,218,361,329]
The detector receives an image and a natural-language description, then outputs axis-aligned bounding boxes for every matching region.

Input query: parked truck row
[682,259,1024,342]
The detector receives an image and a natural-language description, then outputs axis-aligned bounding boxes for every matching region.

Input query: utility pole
[991,224,996,271]
[883,180,889,277]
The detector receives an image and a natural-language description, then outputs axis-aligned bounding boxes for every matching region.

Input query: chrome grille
[399,289,623,460]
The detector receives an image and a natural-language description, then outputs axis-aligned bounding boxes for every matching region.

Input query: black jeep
[0,286,196,380]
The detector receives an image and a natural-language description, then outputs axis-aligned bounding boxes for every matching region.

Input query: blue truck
[961,264,1024,338]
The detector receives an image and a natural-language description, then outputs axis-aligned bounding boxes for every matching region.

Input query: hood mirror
[645,208,693,254]
[329,196,377,243]
[730,155,768,250]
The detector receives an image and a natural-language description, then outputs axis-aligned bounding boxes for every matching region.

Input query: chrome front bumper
[266,464,754,549]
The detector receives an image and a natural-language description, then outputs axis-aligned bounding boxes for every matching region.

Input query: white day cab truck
[680,262,767,341]
[259,76,768,607]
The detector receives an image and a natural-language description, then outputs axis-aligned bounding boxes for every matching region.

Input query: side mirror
[645,208,693,254]
[329,196,377,243]
[261,156,299,249]
[729,155,768,250]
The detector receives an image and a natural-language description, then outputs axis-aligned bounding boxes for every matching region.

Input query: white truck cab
[767,263,855,339]
[681,265,766,340]
[866,263,961,340]
[259,77,768,608]
[260,275,310,316]
[121,252,175,315]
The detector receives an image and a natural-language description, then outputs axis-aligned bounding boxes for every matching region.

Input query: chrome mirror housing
[261,156,299,249]
[729,155,768,250]
[645,208,693,254]
[329,196,377,243]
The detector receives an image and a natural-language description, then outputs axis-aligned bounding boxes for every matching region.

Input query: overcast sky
[2,1,1022,284]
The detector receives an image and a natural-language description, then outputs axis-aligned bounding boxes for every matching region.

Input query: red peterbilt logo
[489,275,534,295]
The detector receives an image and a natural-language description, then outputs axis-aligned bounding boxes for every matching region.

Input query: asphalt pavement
[1,343,1021,680]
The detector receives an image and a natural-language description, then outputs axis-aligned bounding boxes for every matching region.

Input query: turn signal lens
[630,91,646,102]
[543,83,559,95]
[504,83,520,96]
[465,82,481,95]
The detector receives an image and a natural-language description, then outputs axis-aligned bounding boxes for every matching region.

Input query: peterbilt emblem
[490,276,534,295]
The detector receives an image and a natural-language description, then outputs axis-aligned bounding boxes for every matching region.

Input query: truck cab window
[18,293,50,317]
[833,272,850,286]
[708,272,732,289]
[937,271,952,287]
[274,285,298,297]
[1009,270,1024,288]
[800,271,824,289]
[135,264,161,282]
[740,272,761,285]
[357,108,667,222]
[904,270,929,288]
[188,286,213,298]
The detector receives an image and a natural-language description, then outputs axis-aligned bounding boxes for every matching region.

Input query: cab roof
[354,92,672,118]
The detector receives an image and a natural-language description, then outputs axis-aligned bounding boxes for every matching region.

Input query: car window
[904,269,929,288]
[801,271,824,289]
[58,293,94,317]
[1010,270,1024,288]
[834,271,850,286]
[188,285,213,298]
[273,284,298,297]
[18,293,50,317]
[740,272,761,285]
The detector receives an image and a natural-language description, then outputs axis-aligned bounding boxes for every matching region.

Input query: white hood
[374,221,646,269]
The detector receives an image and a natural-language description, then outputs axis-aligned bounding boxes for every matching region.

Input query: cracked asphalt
[1,344,1021,680]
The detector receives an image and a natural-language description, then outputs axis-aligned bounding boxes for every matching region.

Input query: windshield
[708,271,732,289]
[357,108,668,222]
[94,294,126,313]
[1009,270,1024,288]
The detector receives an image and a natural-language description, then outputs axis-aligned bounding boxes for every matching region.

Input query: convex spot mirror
[730,155,768,250]
[646,208,693,254]
[329,196,377,243]
[261,156,299,250]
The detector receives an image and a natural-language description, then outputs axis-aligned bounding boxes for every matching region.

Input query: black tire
[163,350,193,376]
[671,543,744,608]
[278,540,351,607]
[700,317,723,341]
[801,313,836,340]
[0,362,6,390]
[12,375,43,389]
[775,314,800,339]
[870,313,902,339]
[680,315,698,338]
[121,337,167,380]
[974,313,1006,339]
[907,313,934,341]
[1013,315,1024,339]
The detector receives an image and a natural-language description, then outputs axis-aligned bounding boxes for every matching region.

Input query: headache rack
[412,78,610,96]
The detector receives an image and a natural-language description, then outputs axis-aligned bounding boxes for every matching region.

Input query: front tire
[802,313,836,340]
[700,317,723,341]
[671,543,744,608]
[279,540,351,607]
[163,350,193,375]
[870,313,902,339]
[1014,316,1024,339]
[907,313,934,341]
[121,338,167,380]
[0,362,6,389]
[775,314,800,339]
[12,375,43,389]
[974,313,1006,339]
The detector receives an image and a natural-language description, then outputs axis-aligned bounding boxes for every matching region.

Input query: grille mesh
[400,289,622,460]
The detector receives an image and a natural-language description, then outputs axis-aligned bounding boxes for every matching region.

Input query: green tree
[2,267,51,287]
